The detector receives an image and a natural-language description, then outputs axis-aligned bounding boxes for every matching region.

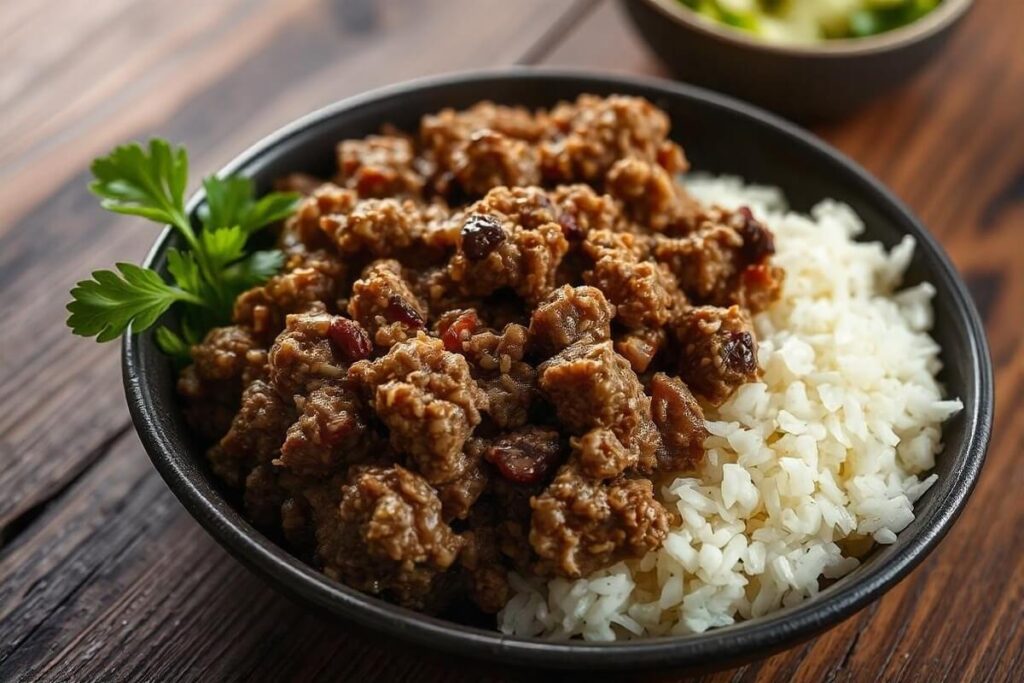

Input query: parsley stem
[174,287,208,308]
[167,209,229,316]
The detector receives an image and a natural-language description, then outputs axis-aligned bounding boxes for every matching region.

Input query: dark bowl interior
[123,68,992,675]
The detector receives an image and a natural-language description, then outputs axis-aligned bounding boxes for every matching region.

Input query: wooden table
[1,0,1020,680]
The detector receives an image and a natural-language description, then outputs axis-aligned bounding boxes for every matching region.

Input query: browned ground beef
[529,465,670,577]
[177,94,783,617]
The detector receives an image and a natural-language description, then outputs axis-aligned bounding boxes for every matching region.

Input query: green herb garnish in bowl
[67,139,300,358]
[678,0,942,44]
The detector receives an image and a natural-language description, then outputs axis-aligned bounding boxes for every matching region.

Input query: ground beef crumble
[530,465,670,578]
[319,465,465,610]
[349,334,487,485]
[347,259,428,348]
[539,341,662,470]
[177,94,784,617]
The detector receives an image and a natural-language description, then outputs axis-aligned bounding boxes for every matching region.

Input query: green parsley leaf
[90,140,192,237]
[200,225,247,272]
[67,263,204,343]
[201,176,252,233]
[166,247,203,295]
[241,192,301,234]
[201,175,299,235]
[223,249,286,291]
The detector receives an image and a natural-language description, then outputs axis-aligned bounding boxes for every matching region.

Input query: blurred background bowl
[621,0,972,120]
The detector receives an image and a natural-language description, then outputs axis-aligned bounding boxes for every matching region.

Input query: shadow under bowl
[620,0,973,121]
[123,68,992,677]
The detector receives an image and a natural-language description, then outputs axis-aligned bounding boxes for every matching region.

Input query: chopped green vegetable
[68,139,301,356]
[677,0,942,44]
[850,8,884,36]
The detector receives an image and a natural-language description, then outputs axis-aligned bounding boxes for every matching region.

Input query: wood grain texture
[0,0,1019,681]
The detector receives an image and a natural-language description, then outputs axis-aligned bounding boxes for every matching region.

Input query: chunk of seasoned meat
[538,341,661,471]
[268,308,345,398]
[178,325,267,439]
[605,157,702,232]
[280,494,316,552]
[244,464,286,529]
[436,456,488,522]
[277,381,372,477]
[279,184,357,252]
[177,365,240,441]
[530,465,670,577]
[423,102,550,145]
[347,259,428,349]
[480,426,564,486]
[675,305,759,405]
[189,325,264,382]
[582,227,649,261]
[654,224,740,301]
[583,229,681,329]
[420,102,550,195]
[320,197,426,257]
[550,184,623,240]
[572,428,634,480]
[448,191,570,304]
[654,206,782,312]
[450,130,540,197]
[349,334,487,484]
[590,258,680,330]
[734,262,785,315]
[233,250,345,339]
[336,134,424,198]
[209,380,295,488]
[459,522,510,614]
[453,322,536,430]
[540,94,687,184]
[275,172,324,196]
[484,479,541,572]
[413,267,481,319]
[472,185,559,231]
[318,465,465,611]
[650,373,708,472]
[528,285,614,356]
[614,326,666,374]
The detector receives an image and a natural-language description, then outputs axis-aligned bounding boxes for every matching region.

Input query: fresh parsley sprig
[67,139,299,357]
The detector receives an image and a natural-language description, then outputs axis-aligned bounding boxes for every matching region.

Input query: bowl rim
[634,0,973,57]
[122,67,993,671]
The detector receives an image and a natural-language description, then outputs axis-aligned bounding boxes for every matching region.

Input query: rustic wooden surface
[0,0,1020,680]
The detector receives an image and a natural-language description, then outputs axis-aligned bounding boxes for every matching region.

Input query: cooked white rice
[498,176,963,641]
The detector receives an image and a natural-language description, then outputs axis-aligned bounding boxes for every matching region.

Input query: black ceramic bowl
[123,69,992,676]
[621,0,973,120]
